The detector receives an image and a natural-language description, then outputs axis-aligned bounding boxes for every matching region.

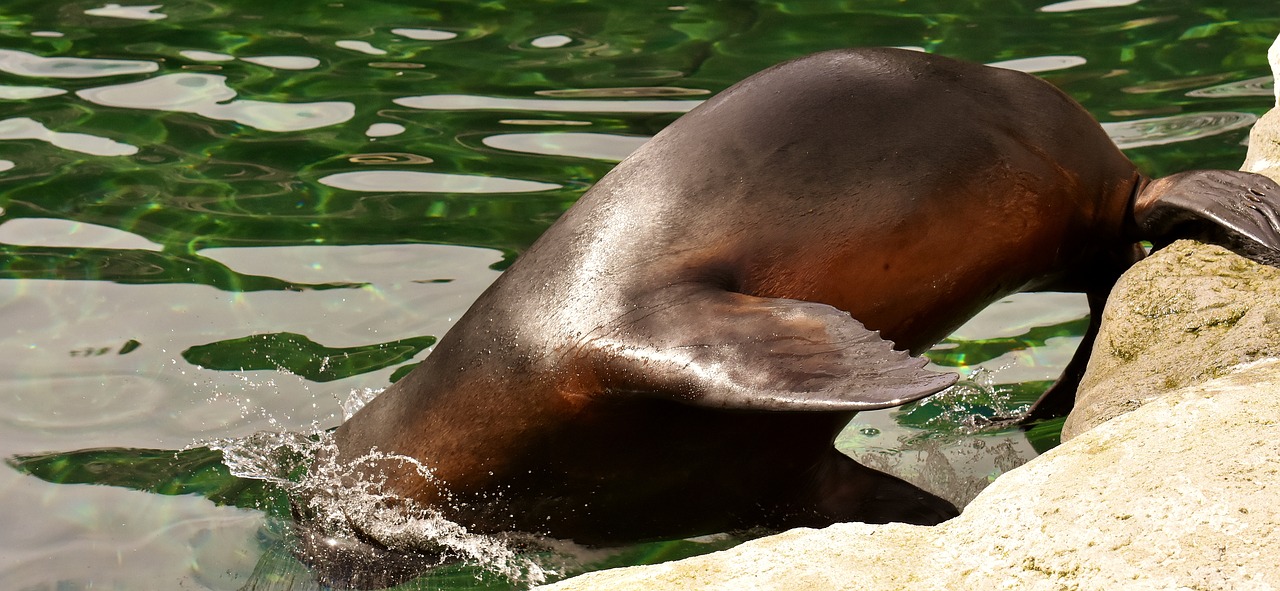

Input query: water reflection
[365,122,407,137]
[0,117,137,156]
[177,51,323,71]
[239,56,321,70]
[395,94,701,113]
[0,85,66,99]
[179,50,236,63]
[1102,112,1258,149]
[1186,75,1275,98]
[536,87,710,98]
[0,218,163,251]
[392,28,459,41]
[1039,0,1141,12]
[0,242,504,445]
[1123,74,1234,94]
[0,48,157,78]
[77,73,354,132]
[986,55,1086,74]
[337,40,387,56]
[85,3,167,21]
[318,170,560,193]
[531,35,574,49]
[482,132,649,161]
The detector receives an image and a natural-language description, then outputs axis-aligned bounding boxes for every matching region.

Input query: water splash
[845,367,1039,509]
[201,385,557,588]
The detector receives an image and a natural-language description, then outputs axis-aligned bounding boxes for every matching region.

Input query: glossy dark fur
[303,48,1280,586]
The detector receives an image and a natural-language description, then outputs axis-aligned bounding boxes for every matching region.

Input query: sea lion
[299,47,1280,586]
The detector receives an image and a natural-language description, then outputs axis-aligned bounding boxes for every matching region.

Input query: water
[1,1,1276,589]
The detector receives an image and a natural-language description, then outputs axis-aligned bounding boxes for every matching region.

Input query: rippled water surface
[1,1,1277,589]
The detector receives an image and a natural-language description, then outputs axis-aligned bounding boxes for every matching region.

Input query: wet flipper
[588,289,957,411]
[1022,290,1107,423]
[787,449,958,526]
[1135,170,1280,264]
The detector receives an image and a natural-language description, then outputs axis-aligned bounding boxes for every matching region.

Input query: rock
[541,361,1280,591]
[1061,241,1280,440]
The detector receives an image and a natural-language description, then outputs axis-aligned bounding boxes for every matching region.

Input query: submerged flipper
[1135,170,1280,264]
[1022,290,1108,424]
[588,289,957,411]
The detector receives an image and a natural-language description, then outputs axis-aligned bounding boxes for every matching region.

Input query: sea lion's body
[311,48,1280,584]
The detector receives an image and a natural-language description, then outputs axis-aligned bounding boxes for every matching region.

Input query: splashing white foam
[200,385,556,587]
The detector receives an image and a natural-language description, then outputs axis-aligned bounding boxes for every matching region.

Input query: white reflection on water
[85,3,167,20]
[0,85,65,99]
[319,170,560,193]
[483,132,649,162]
[0,218,163,251]
[179,50,235,62]
[1102,111,1258,149]
[986,55,1086,74]
[0,480,264,590]
[536,86,710,98]
[395,94,701,113]
[1186,76,1275,98]
[77,73,354,132]
[0,48,157,78]
[240,56,321,70]
[392,28,458,41]
[365,122,406,137]
[0,117,137,156]
[1039,0,1140,11]
[198,243,498,286]
[531,34,573,49]
[337,40,387,56]
[0,243,504,449]
[0,244,506,589]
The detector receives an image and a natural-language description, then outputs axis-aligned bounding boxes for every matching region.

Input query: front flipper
[587,289,956,411]
[1021,290,1108,424]
[1135,170,1280,264]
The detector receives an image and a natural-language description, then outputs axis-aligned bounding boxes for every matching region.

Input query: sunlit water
[0,0,1277,589]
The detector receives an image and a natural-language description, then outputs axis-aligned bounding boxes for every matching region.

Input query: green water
[0,0,1276,589]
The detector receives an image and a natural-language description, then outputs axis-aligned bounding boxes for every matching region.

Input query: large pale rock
[542,361,1280,590]
[1241,34,1280,179]
[1061,241,1280,440]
